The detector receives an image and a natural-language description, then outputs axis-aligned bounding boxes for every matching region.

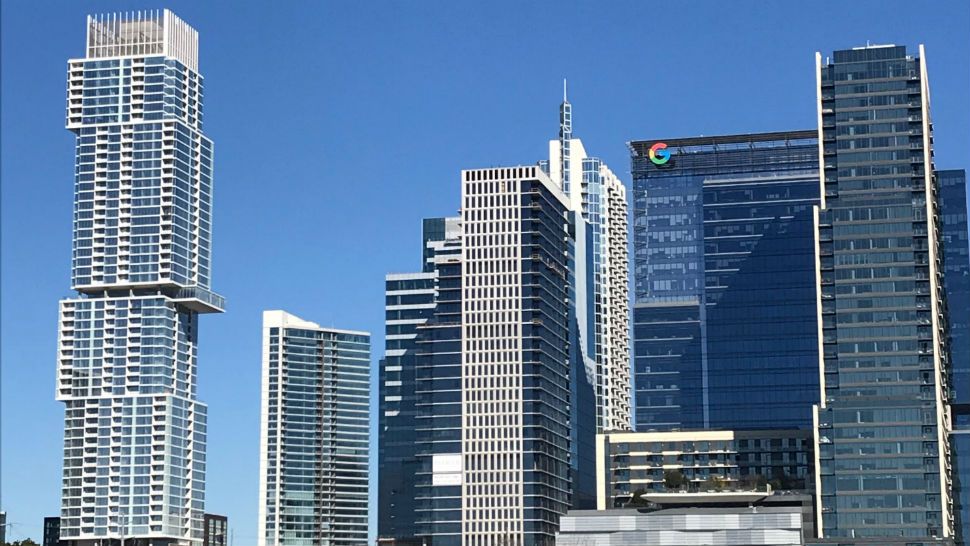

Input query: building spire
[559,79,572,192]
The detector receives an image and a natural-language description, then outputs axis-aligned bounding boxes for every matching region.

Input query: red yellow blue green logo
[649,142,670,165]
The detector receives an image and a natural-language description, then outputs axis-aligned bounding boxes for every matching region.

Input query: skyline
[2,1,970,545]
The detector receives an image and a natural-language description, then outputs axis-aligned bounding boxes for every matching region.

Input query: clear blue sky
[2,1,968,544]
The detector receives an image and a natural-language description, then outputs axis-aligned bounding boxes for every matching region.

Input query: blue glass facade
[814,45,953,543]
[413,232,463,545]
[940,171,969,406]
[377,273,435,543]
[67,40,215,293]
[378,218,459,544]
[940,169,969,546]
[515,176,574,544]
[259,313,370,546]
[630,132,820,432]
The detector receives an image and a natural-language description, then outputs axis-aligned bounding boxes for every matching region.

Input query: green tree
[6,539,40,546]
[663,469,687,490]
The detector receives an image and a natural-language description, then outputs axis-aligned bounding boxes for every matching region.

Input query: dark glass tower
[630,131,821,432]
[202,515,227,546]
[813,44,953,543]
[44,517,62,546]
[378,218,459,544]
[413,221,463,546]
[940,169,969,546]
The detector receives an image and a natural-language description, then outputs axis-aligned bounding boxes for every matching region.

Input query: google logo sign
[649,142,671,165]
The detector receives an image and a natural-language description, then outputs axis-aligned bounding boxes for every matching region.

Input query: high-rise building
[940,169,969,546]
[383,167,582,546]
[411,218,464,545]
[456,166,576,546]
[542,86,631,432]
[202,514,227,546]
[378,218,459,544]
[378,97,627,546]
[812,44,953,543]
[56,11,223,546]
[629,131,821,432]
[257,311,370,546]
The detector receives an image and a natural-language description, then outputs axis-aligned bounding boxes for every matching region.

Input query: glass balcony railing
[172,286,225,313]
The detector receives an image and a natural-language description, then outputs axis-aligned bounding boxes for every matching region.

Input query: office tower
[378,97,626,545]
[940,169,969,546]
[202,515,227,546]
[542,87,631,432]
[812,44,953,543]
[56,11,223,546]
[595,430,814,509]
[378,165,587,546]
[258,311,370,546]
[44,517,62,546]
[378,218,459,544]
[629,131,821,431]
[457,166,574,546]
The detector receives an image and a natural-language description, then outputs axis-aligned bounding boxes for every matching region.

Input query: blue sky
[2,0,968,543]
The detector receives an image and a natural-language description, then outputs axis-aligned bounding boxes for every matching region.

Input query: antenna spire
[563,78,568,102]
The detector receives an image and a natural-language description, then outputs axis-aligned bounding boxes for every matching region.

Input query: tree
[625,487,651,507]
[5,539,40,546]
[663,469,687,490]
[701,475,727,491]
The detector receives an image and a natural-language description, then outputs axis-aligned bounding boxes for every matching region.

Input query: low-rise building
[43,517,61,546]
[597,430,814,508]
[203,515,227,546]
[558,491,814,546]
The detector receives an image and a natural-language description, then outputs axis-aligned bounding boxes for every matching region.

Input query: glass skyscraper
[378,218,459,543]
[378,99,627,546]
[257,311,370,546]
[813,44,953,543]
[630,131,821,432]
[56,11,223,546]
[940,169,969,546]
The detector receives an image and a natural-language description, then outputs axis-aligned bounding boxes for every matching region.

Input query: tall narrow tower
[545,93,632,432]
[57,11,223,546]
[813,44,953,543]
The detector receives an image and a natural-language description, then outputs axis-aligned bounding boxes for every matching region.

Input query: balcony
[171,286,225,313]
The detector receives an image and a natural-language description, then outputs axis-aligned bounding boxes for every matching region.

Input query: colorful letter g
[649,142,670,165]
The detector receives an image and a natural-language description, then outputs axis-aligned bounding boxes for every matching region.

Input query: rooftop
[83,9,199,72]
[629,129,816,157]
